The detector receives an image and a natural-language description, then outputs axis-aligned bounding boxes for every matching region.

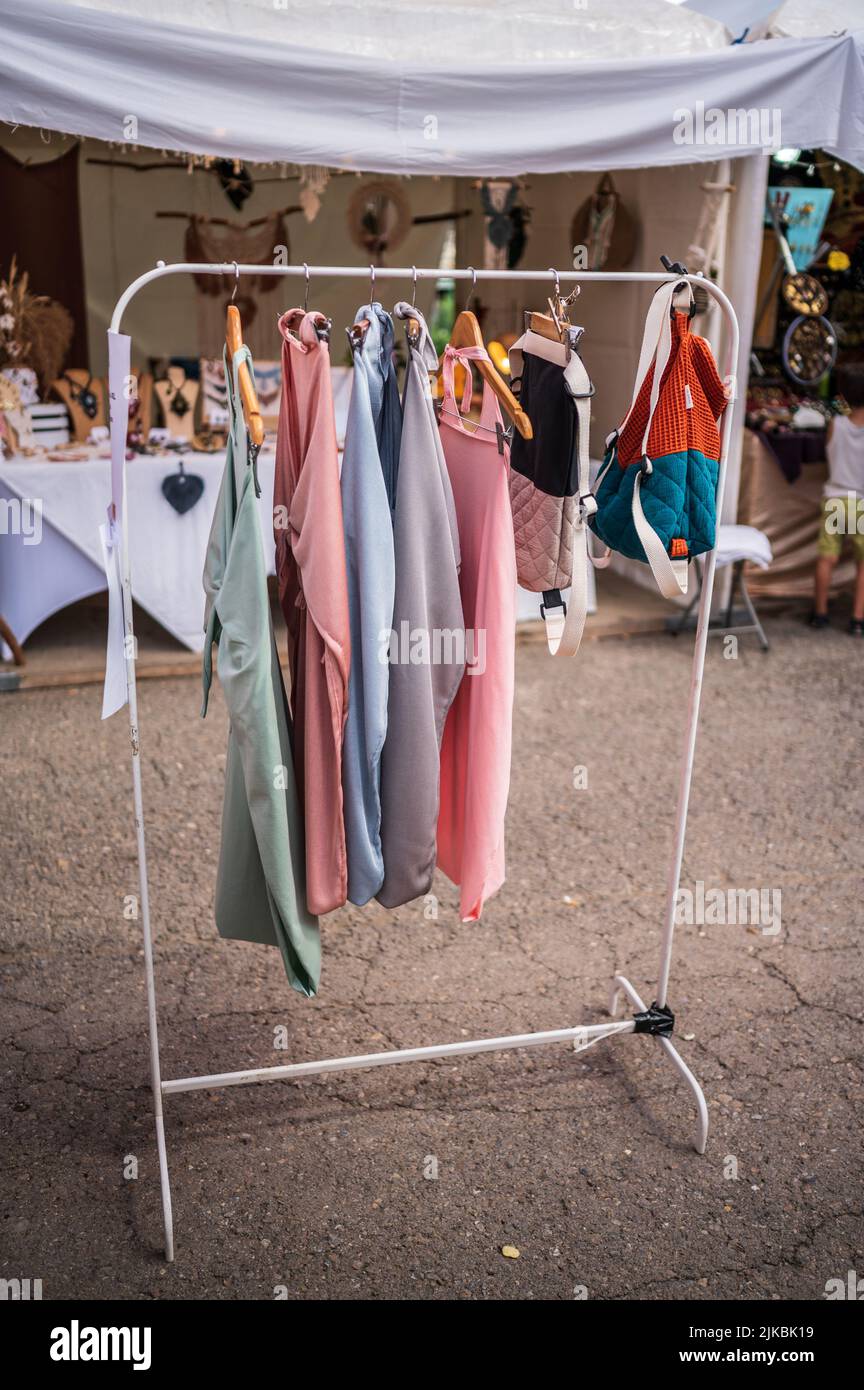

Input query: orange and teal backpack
[589,280,728,599]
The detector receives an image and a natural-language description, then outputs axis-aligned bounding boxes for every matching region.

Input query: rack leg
[122,524,175,1261]
[653,304,739,1022]
[609,974,708,1155]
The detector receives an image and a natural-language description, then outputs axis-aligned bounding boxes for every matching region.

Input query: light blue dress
[202,345,320,995]
[340,305,401,904]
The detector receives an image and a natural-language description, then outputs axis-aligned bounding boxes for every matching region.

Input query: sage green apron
[202,345,320,996]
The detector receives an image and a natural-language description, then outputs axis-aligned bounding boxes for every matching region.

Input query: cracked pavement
[1,617,862,1300]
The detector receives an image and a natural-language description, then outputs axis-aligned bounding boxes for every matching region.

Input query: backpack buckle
[578,492,598,519]
[564,380,596,401]
[540,590,567,621]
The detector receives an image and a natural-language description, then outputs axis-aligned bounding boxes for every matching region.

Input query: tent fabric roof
[37,0,735,62]
[1,0,863,174]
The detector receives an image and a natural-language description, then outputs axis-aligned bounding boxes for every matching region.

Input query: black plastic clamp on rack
[632,1001,675,1037]
[659,255,697,319]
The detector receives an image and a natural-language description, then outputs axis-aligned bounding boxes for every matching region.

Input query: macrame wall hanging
[183,211,290,358]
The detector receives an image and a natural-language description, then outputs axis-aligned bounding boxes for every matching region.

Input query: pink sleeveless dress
[436,346,516,921]
[274,309,351,916]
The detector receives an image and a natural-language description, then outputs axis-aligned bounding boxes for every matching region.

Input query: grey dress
[202,345,320,996]
[377,305,465,908]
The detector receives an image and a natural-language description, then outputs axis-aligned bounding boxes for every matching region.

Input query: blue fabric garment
[341,304,401,904]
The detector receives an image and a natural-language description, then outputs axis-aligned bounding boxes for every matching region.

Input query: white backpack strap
[631,462,689,598]
[543,344,595,657]
[620,280,694,449]
[619,280,694,600]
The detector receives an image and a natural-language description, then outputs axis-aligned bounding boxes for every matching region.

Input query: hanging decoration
[183,212,290,328]
[686,161,734,315]
[765,186,834,271]
[299,165,331,222]
[782,315,838,386]
[570,173,636,272]
[161,460,205,515]
[347,180,412,261]
[214,158,254,210]
[480,180,529,270]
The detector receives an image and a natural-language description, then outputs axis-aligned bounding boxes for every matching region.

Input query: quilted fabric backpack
[508,321,602,655]
[590,280,728,599]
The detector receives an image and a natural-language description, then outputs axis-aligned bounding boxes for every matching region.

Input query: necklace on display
[165,369,191,418]
[63,372,99,419]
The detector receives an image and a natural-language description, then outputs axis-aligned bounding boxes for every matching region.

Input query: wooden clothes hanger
[526,270,583,350]
[446,271,532,440]
[225,265,264,447]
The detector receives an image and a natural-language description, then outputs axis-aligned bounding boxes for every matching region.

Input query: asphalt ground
[1,616,862,1300]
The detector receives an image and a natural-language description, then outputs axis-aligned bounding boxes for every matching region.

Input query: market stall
[732,149,864,602]
[2,0,863,1269]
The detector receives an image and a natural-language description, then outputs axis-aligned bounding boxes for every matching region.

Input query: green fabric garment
[202,345,320,996]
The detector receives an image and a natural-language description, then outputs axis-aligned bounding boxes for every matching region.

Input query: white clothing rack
[108,261,740,1263]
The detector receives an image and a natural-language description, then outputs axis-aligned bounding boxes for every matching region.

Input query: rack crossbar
[161,1020,635,1095]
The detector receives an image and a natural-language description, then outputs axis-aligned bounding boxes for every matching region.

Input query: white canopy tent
[0,0,862,174]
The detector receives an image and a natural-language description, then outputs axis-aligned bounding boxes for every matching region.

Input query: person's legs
[813,498,842,623]
[813,553,837,617]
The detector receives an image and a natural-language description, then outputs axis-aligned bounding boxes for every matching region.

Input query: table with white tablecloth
[0,365,357,660]
[0,441,595,661]
[0,449,279,658]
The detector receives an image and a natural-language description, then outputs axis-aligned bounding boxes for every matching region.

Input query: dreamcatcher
[346,181,412,261]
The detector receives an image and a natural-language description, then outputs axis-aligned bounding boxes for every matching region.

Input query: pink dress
[436,346,517,921]
[275,310,351,915]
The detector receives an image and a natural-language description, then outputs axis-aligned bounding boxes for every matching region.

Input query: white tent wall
[76,155,455,375]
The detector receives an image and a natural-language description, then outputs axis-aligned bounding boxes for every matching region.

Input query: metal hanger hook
[549,265,580,308]
[303,262,310,313]
[411,265,418,309]
[465,265,477,311]
[369,263,376,303]
[231,261,240,302]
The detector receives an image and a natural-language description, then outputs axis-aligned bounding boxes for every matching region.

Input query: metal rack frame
[108,261,739,1262]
